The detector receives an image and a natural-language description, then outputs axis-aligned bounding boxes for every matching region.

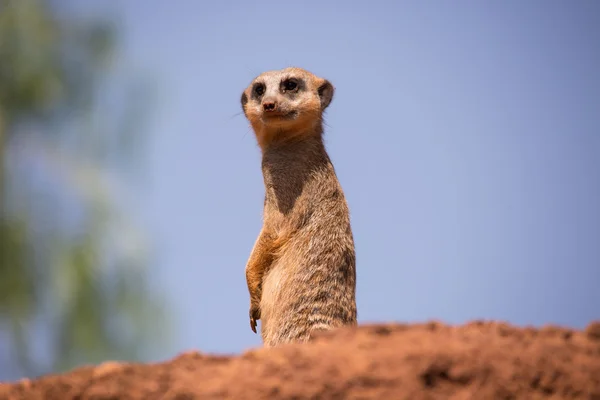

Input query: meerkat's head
[241,67,334,148]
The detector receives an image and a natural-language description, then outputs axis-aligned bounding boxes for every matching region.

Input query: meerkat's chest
[263,189,313,235]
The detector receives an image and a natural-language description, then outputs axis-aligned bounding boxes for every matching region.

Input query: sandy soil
[1,320,599,399]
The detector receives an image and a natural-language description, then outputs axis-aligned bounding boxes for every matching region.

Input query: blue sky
[70,1,600,362]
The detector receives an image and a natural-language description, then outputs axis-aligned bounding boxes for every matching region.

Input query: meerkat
[240,67,357,347]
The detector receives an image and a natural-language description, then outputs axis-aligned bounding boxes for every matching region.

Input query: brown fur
[241,67,357,347]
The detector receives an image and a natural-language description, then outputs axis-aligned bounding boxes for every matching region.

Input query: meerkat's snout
[262,98,277,112]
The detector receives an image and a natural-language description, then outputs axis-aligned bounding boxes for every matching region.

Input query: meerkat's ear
[317,80,334,110]
[241,91,248,110]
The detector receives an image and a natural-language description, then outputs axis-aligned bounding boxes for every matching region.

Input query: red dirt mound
[1,321,599,399]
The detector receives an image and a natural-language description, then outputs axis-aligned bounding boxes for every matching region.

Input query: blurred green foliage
[0,0,166,378]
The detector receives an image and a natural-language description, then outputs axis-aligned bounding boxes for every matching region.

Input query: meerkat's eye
[254,84,265,96]
[282,79,298,92]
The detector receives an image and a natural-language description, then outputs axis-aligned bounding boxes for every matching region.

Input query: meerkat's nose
[262,100,277,112]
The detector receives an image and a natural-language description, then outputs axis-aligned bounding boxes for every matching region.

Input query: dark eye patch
[281,77,304,93]
[252,83,265,98]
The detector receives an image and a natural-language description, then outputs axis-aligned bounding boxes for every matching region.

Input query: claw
[249,303,260,334]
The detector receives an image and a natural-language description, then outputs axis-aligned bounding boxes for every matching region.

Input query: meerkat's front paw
[249,303,261,333]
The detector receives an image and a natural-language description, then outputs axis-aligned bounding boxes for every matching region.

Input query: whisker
[229,111,244,120]
[242,127,252,141]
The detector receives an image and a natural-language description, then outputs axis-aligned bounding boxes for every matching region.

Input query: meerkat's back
[241,67,356,347]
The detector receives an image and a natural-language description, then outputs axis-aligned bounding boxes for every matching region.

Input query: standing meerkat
[240,67,357,347]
